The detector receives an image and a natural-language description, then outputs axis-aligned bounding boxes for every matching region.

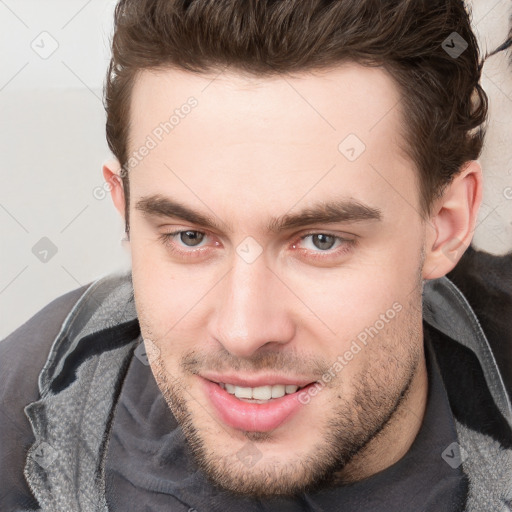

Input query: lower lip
[202,379,312,432]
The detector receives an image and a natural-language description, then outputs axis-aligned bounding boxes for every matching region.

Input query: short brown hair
[104,0,488,235]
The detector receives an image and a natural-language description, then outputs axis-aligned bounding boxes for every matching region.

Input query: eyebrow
[135,194,382,234]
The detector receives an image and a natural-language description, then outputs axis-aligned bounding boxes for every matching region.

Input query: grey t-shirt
[104,324,468,512]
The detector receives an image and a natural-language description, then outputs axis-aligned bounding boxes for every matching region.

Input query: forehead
[127,64,418,226]
[130,64,404,144]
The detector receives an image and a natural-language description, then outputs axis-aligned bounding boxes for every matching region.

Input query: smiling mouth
[202,378,317,432]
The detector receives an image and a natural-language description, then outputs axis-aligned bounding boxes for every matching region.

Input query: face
[124,64,429,496]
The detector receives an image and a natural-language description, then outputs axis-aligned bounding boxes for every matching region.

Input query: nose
[208,255,296,358]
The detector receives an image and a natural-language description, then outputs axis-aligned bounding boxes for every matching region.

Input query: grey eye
[180,231,205,247]
[311,234,336,251]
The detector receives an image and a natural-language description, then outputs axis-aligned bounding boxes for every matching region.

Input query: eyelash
[158,230,357,261]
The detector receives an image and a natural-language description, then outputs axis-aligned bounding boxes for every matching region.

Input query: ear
[102,159,125,218]
[422,160,483,280]
[102,159,128,235]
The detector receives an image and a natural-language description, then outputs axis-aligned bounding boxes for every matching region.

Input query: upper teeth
[220,383,299,400]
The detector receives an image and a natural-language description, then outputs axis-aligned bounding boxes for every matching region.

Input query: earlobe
[102,159,126,220]
[422,160,483,280]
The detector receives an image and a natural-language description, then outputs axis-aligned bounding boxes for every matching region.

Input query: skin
[103,63,482,496]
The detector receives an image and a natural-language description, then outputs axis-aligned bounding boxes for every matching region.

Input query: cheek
[130,231,196,318]
[285,265,417,340]
[131,250,218,358]
[321,295,422,402]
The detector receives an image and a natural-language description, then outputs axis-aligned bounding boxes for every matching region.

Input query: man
[1,1,511,511]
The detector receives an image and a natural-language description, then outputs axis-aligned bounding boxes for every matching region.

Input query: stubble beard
[149,304,422,498]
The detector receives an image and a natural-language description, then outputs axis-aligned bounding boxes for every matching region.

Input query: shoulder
[0,284,92,394]
[447,245,512,399]
[0,284,91,510]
